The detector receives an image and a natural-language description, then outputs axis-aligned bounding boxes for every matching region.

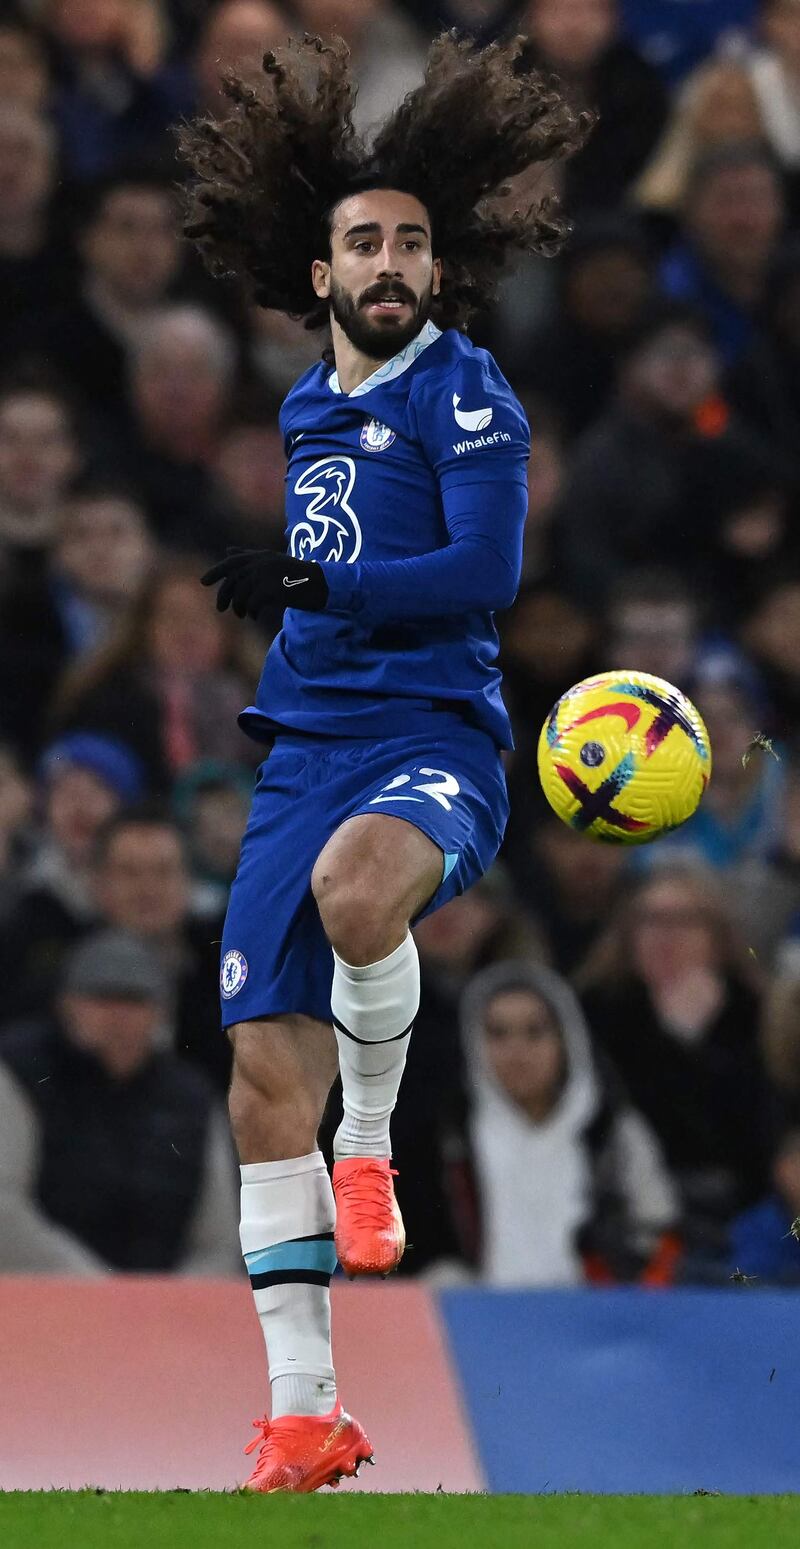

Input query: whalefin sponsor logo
[453,431,513,454]
[453,393,493,432]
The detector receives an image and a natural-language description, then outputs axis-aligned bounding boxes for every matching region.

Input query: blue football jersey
[238,322,530,750]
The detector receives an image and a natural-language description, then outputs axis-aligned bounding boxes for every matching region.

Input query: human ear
[312,259,331,300]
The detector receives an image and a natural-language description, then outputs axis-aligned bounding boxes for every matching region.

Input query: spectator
[635,56,768,224]
[0,484,152,750]
[729,1129,800,1283]
[604,568,703,690]
[0,375,82,557]
[503,812,627,978]
[761,973,800,1106]
[51,484,155,655]
[0,732,146,1021]
[92,807,231,1091]
[192,0,288,111]
[609,481,788,642]
[0,743,34,926]
[445,962,680,1285]
[636,660,787,871]
[554,300,780,605]
[356,867,545,1274]
[112,305,240,552]
[293,0,426,137]
[0,106,70,352]
[743,575,800,734]
[660,142,785,364]
[703,468,791,626]
[500,583,597,754]
[727,238,800,481]
[52,557,260,791]
[0,17,52,114]
[20,169,184,413]
[248,305,326,398]
[621,0,756,86]
[44,0,189,178]
[35,732,145,892]
[0,376,84,752]
[409,865,546,1115]
[0,928,240,1274]
[517,399,566,582]
[748,0,800,178]
[512,215,654,440]
[172,758,253,918]
[413,865,546,1047]
[212,393,286,546]
[579,865,770,1273]
[732,765,800,968]
[519,0,669,212]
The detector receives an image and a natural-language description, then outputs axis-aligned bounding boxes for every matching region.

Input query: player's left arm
[321,476,526,624]
[321,360,530,624]
[202,361,529,623]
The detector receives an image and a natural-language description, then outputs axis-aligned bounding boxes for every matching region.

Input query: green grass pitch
[3,1493,800,1549]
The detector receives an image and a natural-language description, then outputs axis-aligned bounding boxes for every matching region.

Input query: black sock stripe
[249,1268,332,1290]
[290,1232,334,1244]
[333,1016,414,1048]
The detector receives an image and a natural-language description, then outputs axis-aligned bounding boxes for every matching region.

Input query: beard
[329,274,434,360]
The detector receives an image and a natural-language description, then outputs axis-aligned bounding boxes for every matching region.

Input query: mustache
[359,282,418,308]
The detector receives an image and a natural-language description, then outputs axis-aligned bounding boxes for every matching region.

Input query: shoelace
[336,1164,399,1231]
[244,1415,272,1472]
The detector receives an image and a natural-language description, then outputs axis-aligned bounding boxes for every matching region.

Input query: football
[537,670,712,844]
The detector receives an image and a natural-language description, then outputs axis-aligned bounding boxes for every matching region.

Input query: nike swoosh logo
[283,576,309,588]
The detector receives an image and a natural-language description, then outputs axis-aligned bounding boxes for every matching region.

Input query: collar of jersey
[327,320,442,398]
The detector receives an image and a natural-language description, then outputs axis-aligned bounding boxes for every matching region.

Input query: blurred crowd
[2,0,800,1290]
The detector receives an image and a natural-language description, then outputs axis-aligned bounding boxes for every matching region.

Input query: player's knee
[312,870,402,963]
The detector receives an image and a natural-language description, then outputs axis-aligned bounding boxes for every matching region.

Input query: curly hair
[177,31,593,333]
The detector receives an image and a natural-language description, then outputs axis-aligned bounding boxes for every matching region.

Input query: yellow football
[537,670,712,844]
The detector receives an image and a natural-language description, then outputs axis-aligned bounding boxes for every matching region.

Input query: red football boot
[243,1402,374,1493]
[332,1157,406,1276]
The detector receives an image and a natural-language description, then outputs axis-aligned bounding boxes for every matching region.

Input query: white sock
[239,1152,337,1419]
[331,932,420,1160]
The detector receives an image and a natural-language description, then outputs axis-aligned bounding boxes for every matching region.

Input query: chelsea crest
[360,418,396,452]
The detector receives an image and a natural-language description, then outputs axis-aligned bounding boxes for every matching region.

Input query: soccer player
[180,32,588,1492]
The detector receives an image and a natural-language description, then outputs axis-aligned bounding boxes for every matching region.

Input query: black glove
[200,549,329,619]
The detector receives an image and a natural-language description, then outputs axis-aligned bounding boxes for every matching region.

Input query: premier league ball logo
[360,418,396,452]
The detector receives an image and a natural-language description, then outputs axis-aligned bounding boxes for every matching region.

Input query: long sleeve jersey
[238,322,530,750]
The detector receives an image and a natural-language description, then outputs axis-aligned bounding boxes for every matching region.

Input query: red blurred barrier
[0,1277,483,1492]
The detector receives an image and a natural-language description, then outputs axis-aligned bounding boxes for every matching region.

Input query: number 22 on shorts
[369,768,460,812]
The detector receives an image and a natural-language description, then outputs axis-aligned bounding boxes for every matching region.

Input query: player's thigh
[312,811,444,924]
[313,729,509,924]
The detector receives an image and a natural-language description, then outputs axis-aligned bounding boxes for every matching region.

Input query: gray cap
[63,930,169,1002]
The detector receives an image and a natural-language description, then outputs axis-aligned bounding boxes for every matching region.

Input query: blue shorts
[219,725,509,1026]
